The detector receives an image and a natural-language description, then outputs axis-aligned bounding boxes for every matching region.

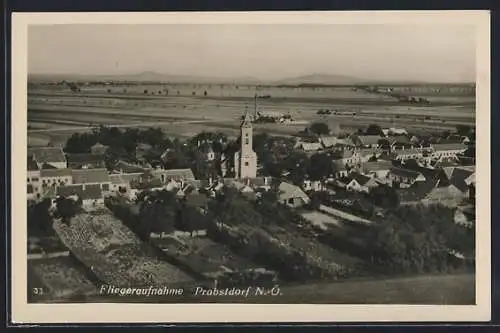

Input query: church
[220,112,258,179]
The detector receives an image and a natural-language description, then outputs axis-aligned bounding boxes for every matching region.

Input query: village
[27,108,476,302]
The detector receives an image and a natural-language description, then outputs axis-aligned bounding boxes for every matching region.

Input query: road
[28,119,211,133]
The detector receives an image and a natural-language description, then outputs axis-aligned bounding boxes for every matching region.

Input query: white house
[361,160,392,179]
[430,143,468,160]
[278,182,311,208]
[388,167,426,187]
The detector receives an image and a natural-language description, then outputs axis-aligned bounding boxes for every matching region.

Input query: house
[90,142,108,155]
[341,172,378,193]
[27,157,42,200]
[391,135,413,150]
[396,178,439,204]
[388,167,426,187]
[199,145,216,162]
[109,172,143,194]
[383,128,408,136]
[71,168,111,193]
[278,182,310,208]
[318,136,339,149]
[28,147,67,169]
[334,137,356,149]
[66,153,106,169]
[357,149,381,163]
[331,150,360,167]
[56,184,104,208]
[154,168,196,183]
[430,143,468,160]
[40,168,73,197]
[361,160,392,179]
[351,135,382,148]
[421,185,468,207]
[394,148,423,161]
[332,161,349,178]
[296,142,323,153]
[115,160,147,174]
[303,179,325,192]
[436,166,475,198]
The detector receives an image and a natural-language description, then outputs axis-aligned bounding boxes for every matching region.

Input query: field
[27,83,475,147]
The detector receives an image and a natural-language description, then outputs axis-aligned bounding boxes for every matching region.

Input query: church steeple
[241,111,253,128]
[234,110,257,179]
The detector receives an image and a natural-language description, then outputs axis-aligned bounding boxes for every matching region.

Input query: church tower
[234,112,257,179]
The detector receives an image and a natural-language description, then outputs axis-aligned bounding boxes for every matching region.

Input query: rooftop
[278,182,310,202]
[40,168,72,178]
[362,160,393,172]
[389,167,425,179]
[72,168,110,184]
[27,157,39,171]
[157,168,196,181]
[431,143,468,151]
[66,153,105,164]
[56,184,103,200]
[354,135,383,146]
[344,172,372,186]
[28,147,66,163]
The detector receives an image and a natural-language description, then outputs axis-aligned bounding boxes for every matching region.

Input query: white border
[11,11,491,323]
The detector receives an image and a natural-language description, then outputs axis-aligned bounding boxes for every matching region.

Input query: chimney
[209,177,213,186]
[264,177,269,186]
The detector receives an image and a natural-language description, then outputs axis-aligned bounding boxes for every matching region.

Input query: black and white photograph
[12,11,490,323]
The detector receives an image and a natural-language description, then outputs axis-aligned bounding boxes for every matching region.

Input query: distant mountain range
[28,71,474,86]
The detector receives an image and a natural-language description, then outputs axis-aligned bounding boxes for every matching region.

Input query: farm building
[90,142,108,155]
[28,146,67,169]
[361,160,392,179]
[278,182,311,208]
[394,148,424,161]
[66,153,106,169]
[351,135,383,148]
[340,172,378,193]
[388,167,427,187]
[56,184,105,208]
[430,143,468,159]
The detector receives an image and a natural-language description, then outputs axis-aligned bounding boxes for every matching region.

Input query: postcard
[11,10,490,323]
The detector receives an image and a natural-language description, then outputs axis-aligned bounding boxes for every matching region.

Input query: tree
[204,90,208,96]
[64,132,98,154]
[365,124,384,136]
[54,197,81,224]
[28,198,53,236]
[368,184,400,209]
[456,125,472,137]
[308,153,336,181]
[140,127,165,148]
[309,122,330,136]
[137,190,178,237]
[144,89,148,94]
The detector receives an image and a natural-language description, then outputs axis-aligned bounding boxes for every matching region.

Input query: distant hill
[28,71,474,86]
[274,73,369,86]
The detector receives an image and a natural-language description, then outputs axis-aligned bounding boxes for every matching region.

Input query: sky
[28,24,476,82]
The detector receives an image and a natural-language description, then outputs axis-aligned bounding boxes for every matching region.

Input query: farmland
[27,82,475,147]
